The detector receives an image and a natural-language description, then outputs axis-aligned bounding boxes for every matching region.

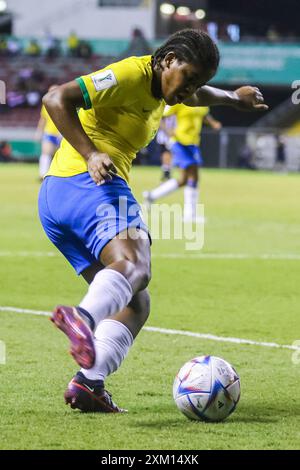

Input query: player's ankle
[76,306,95,331]
[76,371,104,389]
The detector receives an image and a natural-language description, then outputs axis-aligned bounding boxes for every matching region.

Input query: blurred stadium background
[1,1,300,451]
[0,0,300,170]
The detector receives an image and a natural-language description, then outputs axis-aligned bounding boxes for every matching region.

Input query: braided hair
[152,29,220,73]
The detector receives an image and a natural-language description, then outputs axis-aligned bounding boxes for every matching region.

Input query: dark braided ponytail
[152,29,220,73]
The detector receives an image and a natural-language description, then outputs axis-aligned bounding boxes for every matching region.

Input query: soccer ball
[173,355,240,422]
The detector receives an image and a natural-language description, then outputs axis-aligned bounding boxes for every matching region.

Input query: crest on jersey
[91,69,117,92]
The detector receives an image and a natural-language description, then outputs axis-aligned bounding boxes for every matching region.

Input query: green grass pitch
[0,163,300,450]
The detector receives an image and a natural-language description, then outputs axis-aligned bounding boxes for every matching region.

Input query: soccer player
[143,104,222,222]
[36,85,61,179]
[39,29,267,413]
[156,115,176,180]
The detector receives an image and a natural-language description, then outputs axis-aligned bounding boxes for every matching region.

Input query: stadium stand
[0,54,115,128]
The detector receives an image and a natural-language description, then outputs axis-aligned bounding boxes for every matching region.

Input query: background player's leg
[39,140,54,179]
[143,165,189,207]
[143,143,191,206]
[161,149,172,180]
[143,178,179,206]
[184,164,200,222]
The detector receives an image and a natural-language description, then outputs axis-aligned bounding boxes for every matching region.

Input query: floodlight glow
[195,9,206,20]
[0,0,7,13]
[176,6,191,16]
[160,3,175,15]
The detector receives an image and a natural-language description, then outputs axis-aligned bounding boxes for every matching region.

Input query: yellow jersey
[41,105,61,137]
[164,104,209,146]
[48,55,165,183]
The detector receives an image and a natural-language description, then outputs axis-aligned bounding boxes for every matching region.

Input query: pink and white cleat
[64,373,126,413]
[51,305,96,369]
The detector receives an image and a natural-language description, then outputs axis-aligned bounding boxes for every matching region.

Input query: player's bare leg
[63,230,150,412]
[64,289,150,413]
[51,228,150,365]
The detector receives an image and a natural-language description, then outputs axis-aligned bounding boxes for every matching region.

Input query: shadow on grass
[130,401,300,428]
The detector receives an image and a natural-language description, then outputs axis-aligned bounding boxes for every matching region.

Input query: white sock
[149,178,178,201]
[161,164,171,172]
[79,269,133,327]
[39,154,52,178]
[81,319,134,381]
[184,185,199,220]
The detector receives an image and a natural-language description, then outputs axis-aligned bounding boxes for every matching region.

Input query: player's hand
[211,120,222,130]
[233,86,269,112]
[87,151,117,185]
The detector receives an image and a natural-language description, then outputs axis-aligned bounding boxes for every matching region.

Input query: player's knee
[119,257,151,292]
[130,289,151,320]
[141,290,151,320]
[137,263,152,291]
[123,248,151,290]
[178,173,188,186]
[137,289,151,319]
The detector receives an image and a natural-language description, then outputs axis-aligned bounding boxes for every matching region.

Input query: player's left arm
[184,85,269,112]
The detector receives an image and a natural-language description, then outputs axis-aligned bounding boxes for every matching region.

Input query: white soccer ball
[173,355,241,422]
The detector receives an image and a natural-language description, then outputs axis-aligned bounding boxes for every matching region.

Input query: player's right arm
[42,81,116,185]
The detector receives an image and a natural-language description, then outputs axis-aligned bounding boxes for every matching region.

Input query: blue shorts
[38,172,149,275]
[172,142,203,169]
[43,134,61,146]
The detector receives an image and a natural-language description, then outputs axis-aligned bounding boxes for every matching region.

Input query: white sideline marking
[152,253,300,260]
[0,251,57,257]
[0,306,51,316]
[1,250,300,260]
[0,306,299,351]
